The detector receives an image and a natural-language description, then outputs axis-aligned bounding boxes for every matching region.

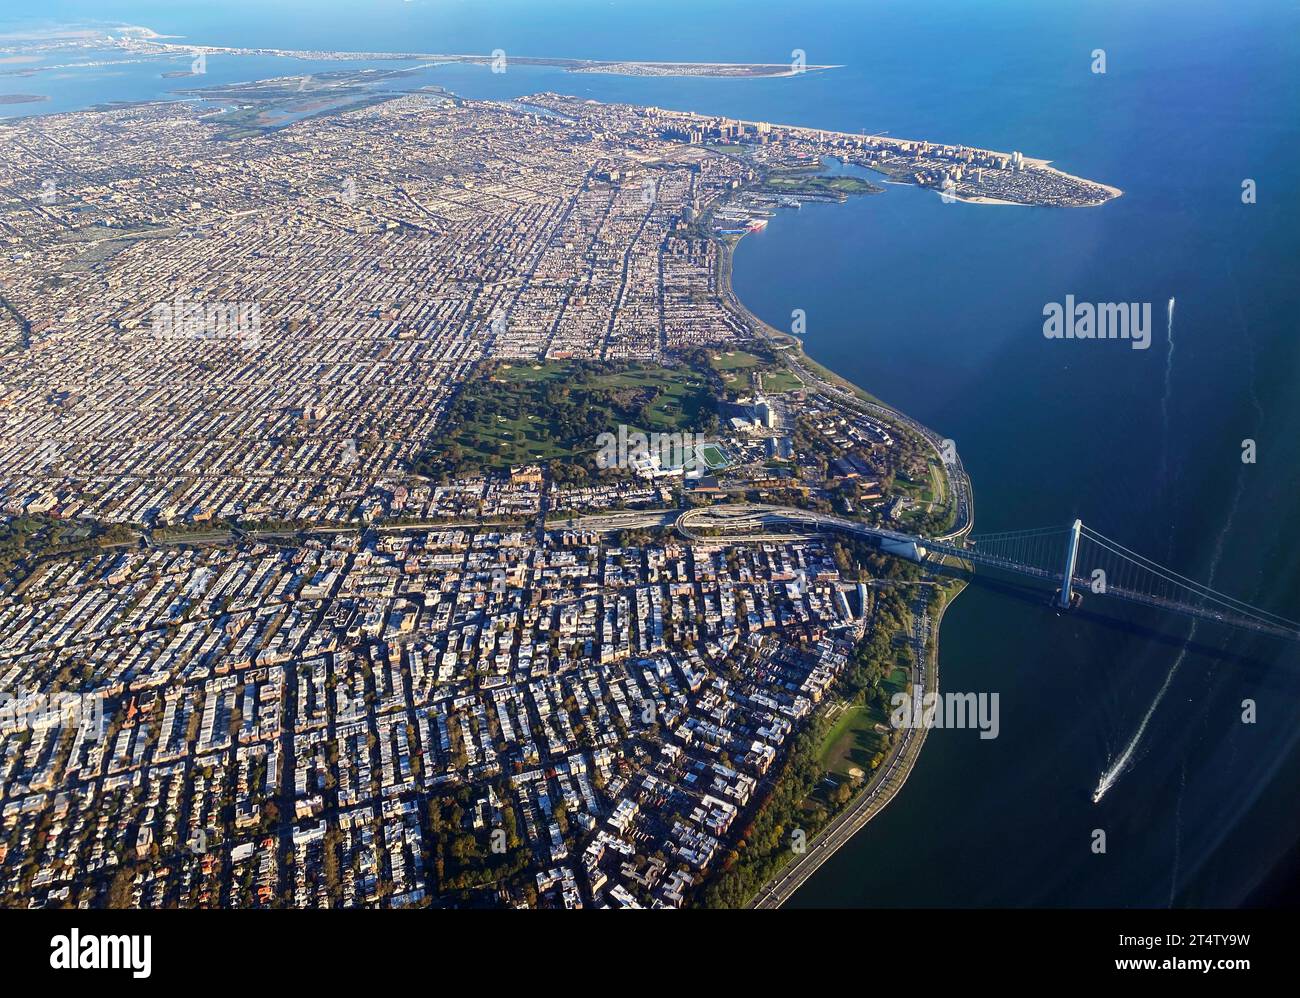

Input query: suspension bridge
[676,505,1299,640]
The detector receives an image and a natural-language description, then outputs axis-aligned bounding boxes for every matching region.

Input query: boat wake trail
[1159,297,1176,488]
[1093,634,1193,803]
[1094,308,1251,805]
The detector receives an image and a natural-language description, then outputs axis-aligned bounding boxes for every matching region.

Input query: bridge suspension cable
[1076,526,1300,634]
[941,521,1296,638]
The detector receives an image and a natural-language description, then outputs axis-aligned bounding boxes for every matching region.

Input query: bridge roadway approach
[675,504,1300,640]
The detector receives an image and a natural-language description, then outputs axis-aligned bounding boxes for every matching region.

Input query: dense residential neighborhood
[0,511,874,907]
[0,58,969,909]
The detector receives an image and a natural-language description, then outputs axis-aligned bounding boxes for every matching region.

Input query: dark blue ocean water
[5,0,1299,906]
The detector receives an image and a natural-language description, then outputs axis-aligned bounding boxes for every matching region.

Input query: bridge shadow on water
[928,563,1275,677]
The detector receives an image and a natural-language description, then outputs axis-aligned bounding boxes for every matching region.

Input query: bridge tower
[1057,518,1082,609]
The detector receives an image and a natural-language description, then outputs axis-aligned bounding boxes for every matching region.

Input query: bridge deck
[676,506,1299,641]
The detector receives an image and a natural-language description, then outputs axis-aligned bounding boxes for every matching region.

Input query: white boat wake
[1093,294,1257,804]
[1159,297,1176,486]
[1093,634,1193,803]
